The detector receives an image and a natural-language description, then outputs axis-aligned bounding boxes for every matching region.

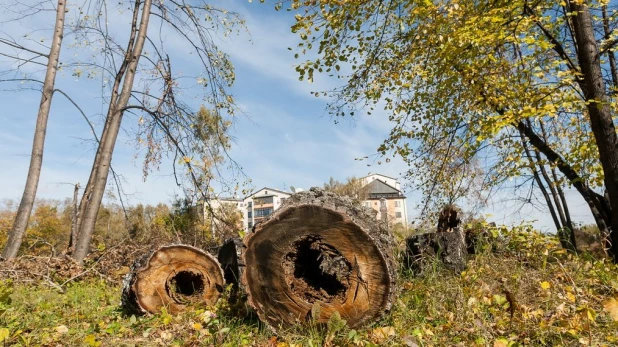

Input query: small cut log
[122,244,224,314]
[405,205,467,273]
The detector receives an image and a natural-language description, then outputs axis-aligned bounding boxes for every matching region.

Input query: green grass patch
[0,227,617,346]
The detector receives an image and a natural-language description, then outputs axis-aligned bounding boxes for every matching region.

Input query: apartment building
[242,188,291,230]
[204,173,408,234]
[201,187,293,234]
[360,173,408,227]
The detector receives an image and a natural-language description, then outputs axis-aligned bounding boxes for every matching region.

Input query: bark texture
[217,237,246,303]
[569,1,618,261]
[241,188,396,331]
[2,0,66,259]
[122,245,224,314]
[405,206,467,273]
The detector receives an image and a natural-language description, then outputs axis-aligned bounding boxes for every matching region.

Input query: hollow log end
[241,188,397,332]
[122,244,225,314]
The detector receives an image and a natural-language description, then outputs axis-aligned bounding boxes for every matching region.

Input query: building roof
[361,172,399,181]
[246,187,292,198]
[364,179,405,199]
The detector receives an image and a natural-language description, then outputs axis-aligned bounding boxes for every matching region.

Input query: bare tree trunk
[67,183,80,254]
[570,1,618,262]
[519,129,562,232]
[551,167,577,250]
[1,0,66,259]
[517,121,611,242]
[73,0,152,264]
[72,0,143,261]
[535,149,577,252]
[538,120,577,251]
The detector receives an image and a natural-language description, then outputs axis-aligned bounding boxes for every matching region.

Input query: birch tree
[69,0,242,263]
[1,0,66,259]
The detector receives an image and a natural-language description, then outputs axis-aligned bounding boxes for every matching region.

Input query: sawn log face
[122,245,224,314]
[241,188,396,331]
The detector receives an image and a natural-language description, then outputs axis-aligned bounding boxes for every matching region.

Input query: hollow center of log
[166,270,205,302]
[284,235,352,303]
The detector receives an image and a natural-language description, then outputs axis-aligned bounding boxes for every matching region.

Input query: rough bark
[121,245,224,314]
[73,0,152,264]
[67,183,79,254]
[241,188,396,332]
[569,1,618,262]
[217,237,246,303]
[1,0,67,260]
[405,205,467,273]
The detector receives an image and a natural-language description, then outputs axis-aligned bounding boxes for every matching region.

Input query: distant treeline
[0,198,233,257]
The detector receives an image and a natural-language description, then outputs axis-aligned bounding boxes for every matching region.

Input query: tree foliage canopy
[290,0,616,208]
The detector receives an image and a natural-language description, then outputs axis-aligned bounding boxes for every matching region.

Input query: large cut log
[122,245,224,314]
[405,205,467,273]
[241,188,397,331]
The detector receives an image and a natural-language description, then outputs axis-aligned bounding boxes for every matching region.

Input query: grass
[0,226,617,346]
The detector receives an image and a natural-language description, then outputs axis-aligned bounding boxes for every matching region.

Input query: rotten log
[241,187,397,331]
[122,245,224,314]
[405,205,467,273]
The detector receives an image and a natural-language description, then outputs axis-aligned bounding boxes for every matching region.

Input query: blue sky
[0,0,595,231]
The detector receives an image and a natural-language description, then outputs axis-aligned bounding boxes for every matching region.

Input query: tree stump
[241,188,397,331]
[122,245,224,314]
[405,205,467,273]
[217,237,246,303]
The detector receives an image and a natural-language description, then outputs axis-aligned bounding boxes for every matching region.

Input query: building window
[380,200,386,207]
[396,212,402,218]
[265,191,268,194]
[395,201,401,207]
[254,207,274,217]
[281,198,286,204]
[248,201,252,208]
[248,211,252,218]
[248,221,253,228]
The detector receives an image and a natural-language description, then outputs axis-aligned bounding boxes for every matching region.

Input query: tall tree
[72,0,153,263]
[289,1,618,259]
[1,0,66,259]
[70,0,242,263]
